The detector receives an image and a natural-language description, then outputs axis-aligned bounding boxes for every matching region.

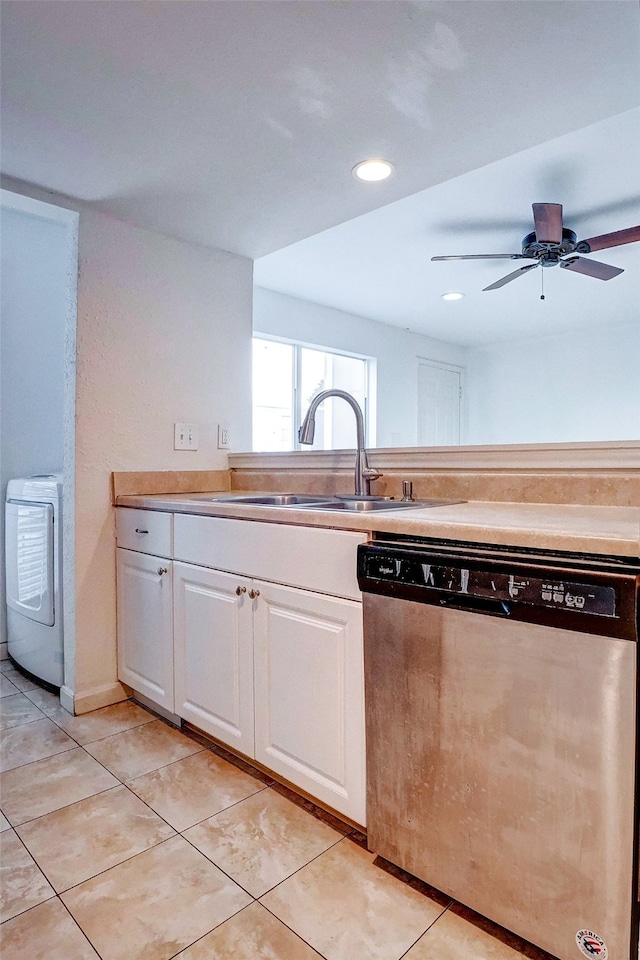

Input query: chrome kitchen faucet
[298,389,382,496]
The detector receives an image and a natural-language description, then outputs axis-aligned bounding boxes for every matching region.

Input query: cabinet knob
[235,585,247,596]
[157,566,168,576]
[248,588,260,600]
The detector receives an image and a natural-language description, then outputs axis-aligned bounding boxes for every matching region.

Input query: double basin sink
[208,494,462,512]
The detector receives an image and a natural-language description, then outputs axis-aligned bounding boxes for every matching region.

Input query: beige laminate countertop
[116,492,640,558]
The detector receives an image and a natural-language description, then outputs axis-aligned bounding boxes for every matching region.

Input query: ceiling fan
[431,203,640,291]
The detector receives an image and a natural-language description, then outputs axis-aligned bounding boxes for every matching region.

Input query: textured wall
[73,209,253,707]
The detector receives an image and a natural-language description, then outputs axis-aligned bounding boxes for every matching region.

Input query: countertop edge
[114,493,640,558]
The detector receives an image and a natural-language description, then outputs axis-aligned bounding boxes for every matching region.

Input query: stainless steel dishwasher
[357,535,639,960]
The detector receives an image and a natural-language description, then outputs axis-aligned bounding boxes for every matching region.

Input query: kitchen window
[252,337,373,452]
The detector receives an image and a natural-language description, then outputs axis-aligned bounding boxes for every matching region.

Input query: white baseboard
[59,685,75,713]
[63,681,130,716]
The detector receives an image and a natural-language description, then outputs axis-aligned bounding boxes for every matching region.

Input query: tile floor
[0,659,556,960]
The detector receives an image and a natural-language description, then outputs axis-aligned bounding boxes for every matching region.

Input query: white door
[417,360,462,446]
[116,548,174,711]
[173,562,254,756]
[253,580,366,824]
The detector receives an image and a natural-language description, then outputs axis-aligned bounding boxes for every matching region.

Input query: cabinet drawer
[174,515,365,600]
[116,508,173,558]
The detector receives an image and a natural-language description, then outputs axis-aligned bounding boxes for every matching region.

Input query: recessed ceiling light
[352,159,394,182]
[441,292,464,301]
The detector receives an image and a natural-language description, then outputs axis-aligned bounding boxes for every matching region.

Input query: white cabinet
[116,508,367,824]
[116,548,174,711]
[173,563,254,756]
[173,563,366,823]
[253,579,365,823]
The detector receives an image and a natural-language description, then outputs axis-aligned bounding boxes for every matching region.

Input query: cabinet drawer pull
[157,567,168,576]
[135,528,149,534]
[235,585,247,596]
[248,588,260,600]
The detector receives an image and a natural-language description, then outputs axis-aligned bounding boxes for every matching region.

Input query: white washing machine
[5,475,64,688]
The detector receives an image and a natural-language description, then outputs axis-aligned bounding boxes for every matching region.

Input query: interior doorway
[0,189,78,683]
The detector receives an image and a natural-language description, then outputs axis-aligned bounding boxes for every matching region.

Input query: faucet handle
[362,467,383,481]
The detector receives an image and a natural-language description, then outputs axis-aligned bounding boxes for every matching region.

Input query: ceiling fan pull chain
[540,269,545,301]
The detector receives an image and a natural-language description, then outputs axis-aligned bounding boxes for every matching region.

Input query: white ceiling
[256,109,640,345]
[2,1,639,345]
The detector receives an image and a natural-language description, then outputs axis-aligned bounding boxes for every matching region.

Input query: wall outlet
[174,422,199,450]
[217,424,230,449]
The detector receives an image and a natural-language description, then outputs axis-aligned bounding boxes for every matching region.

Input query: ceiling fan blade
[576,225,640,253]
[483,262,539,291]
[532,203,563,244]
[559,256,624,280]
[431,253,527,261]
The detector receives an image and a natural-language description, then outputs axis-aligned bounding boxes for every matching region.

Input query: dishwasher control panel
[361,553,617,617]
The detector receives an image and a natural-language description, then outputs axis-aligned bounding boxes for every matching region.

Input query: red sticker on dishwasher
[576,930,607,959]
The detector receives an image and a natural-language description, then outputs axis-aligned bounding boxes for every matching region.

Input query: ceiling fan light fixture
[441,292,464,301]
[352,159,394,182]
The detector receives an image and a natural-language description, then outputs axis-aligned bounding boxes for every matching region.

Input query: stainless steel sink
[208,494,337,506]
[208,494,464,511]
[304,498,464,512]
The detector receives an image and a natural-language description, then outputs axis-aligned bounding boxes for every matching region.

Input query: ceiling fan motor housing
[521,228,577,265]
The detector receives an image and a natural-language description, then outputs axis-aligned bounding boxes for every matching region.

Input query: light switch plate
[174,422,199,450]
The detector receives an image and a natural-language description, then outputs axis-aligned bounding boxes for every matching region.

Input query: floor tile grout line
[51,717,156,747]
[123,742,267,792]
[153,766,349,901]
[6,728,314,900]
[257,898,332,959]
[2,781,122,830]
[12,788,180,896]
[162,900,281,960]
[252,832,351,901]
[50,832,183,900]
[57,895,107,960]
[0,741,78,775]
[8,747,345,913]
[3,716,269,836]
[171,900,330,960]
[0,892,108,960]
[3,703,356,900]
[51,832,259,959]
[0,710,48,732]
[396,899,455,960]
[44,712,156,748]
[122,760,270,835]
[1,828,57,921]
[177,820,278,900]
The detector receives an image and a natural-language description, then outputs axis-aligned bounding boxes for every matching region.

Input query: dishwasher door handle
[438,595,511,617]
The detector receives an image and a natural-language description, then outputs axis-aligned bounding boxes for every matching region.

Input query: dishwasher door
[364,594,637,960]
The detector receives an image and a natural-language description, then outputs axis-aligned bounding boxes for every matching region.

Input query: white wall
[254,287,468,447]
[73,209,253,708]
[0,194,78,651]
[465,320,640,444]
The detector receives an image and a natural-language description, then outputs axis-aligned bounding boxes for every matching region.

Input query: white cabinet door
[253,580,366,825]
[173,562,254,756]
[116,548,174,711]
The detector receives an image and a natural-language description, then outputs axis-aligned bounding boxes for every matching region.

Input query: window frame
[252,334,375,452]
